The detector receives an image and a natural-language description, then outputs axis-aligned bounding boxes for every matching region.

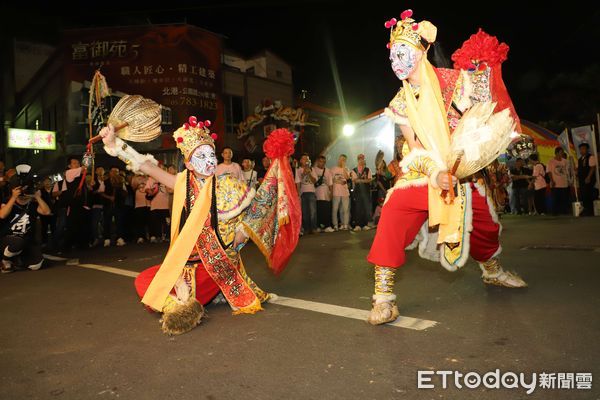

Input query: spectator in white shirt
[241,158,258,189]
[215,147,243,181]
[312,155,334,232]
[330,154,351,230]
[295,153,317,235]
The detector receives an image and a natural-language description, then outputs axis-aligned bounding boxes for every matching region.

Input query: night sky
[2,1,599,130]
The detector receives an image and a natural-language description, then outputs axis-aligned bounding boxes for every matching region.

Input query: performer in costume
[100,118,300,335]
[367,10,527,325]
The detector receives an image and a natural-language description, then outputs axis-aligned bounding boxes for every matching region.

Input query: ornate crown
[173,116,218,160]
[385,9,437,51]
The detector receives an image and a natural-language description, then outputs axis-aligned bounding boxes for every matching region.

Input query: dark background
[2,0,599,131]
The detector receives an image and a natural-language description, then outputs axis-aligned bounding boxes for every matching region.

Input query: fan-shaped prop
[447,101,515,179]
[88,94,162,145]
[107,95,162,142]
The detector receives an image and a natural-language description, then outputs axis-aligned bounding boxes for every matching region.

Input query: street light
[343,124,355,137]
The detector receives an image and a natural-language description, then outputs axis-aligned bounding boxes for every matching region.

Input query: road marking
[43,256,439,330]
[76,263,139,278]
[270,296,438,331]
[43,254,68,261]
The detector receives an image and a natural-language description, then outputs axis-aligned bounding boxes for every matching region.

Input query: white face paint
[189,144,217,176]
[390,43,418,80]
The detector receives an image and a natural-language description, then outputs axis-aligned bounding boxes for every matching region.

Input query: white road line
[75,263,139,278]
[44,256,439,330]
[43,254,68,261]
[270,296,438,331]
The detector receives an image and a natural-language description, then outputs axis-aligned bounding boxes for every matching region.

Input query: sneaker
[362,225,372,231]
[90,239,100,248]
[352,226,362,232]
[116,238,126,247]
[315,228,322,233]
[341,225,350,231]
[27,261,43,271]
[103,239,111,247]
[150,236,158,243]
[324,227,335,233]
[136,237,144,244]
[1,260,13,274]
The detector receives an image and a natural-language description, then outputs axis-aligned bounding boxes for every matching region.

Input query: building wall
[223,70,245,97]
[246,77,293,114]
[13,41,55,93]
[264,51,292,84]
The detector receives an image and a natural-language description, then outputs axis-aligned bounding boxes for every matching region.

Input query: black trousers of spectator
[316,200,332,229]
[65,206,90,250]
[40,214,56,247]
[352,184,372,227]
[513,187,528,214]
[134,206,150,240]
[552,187,570,215]
[103,205,125,241]
[150,209,170,239]
[122,205,135,241]
[580,181,597,216]
[534,188,546,214]
[1,235,43,269]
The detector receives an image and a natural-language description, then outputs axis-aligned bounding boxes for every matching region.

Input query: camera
[9,164,39,196]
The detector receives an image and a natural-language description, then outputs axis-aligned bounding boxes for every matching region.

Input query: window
[224,95,245,134]
[276,70,283,79]
[161,106,172,126]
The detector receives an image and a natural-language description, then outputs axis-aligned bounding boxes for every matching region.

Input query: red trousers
[134,264,220,307]
[367,183,500,268]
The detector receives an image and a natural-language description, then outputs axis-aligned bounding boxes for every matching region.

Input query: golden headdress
[385,9,437,51]
[173,116,218,161]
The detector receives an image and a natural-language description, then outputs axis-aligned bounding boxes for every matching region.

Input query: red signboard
[63,24,224,148]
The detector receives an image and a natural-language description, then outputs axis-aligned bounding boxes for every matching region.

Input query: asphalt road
[1,215,599,400]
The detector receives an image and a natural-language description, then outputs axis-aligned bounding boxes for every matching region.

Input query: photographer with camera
[295,153,318,235]
[0,164,50,273]
[313,155,334,233]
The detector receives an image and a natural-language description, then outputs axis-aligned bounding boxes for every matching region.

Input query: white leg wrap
[4,246,22,258]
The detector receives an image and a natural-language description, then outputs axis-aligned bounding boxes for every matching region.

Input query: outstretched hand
[99,124,116,149]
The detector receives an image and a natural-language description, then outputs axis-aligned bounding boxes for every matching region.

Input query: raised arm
[34,190,51,216]
[100,124,176,190]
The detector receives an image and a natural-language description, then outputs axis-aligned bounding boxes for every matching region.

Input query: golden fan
[90,94,162,144]
[446,101,515,179]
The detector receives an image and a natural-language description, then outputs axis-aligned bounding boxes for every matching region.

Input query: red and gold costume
[368,11,526,325]
[135,121,301,334]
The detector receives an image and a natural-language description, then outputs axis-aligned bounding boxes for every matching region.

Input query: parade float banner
[63,25,224,148]
[236,99,305,155]
[557,129,570,154]
[570,125,594,158]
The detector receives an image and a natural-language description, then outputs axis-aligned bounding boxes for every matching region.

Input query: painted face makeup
[189,144,217,176]
[390,43,418,80]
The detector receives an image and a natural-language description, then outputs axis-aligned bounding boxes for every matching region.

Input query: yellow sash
[403,59,463,243]
[142,172,212,311]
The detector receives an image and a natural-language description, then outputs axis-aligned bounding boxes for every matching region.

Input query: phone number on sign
[163,97,218,110]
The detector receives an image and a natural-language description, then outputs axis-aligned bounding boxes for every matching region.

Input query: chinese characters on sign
[119,63,218,111]
[66,25,223,142]
[7,129,56,150]
[72,40,140,61]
